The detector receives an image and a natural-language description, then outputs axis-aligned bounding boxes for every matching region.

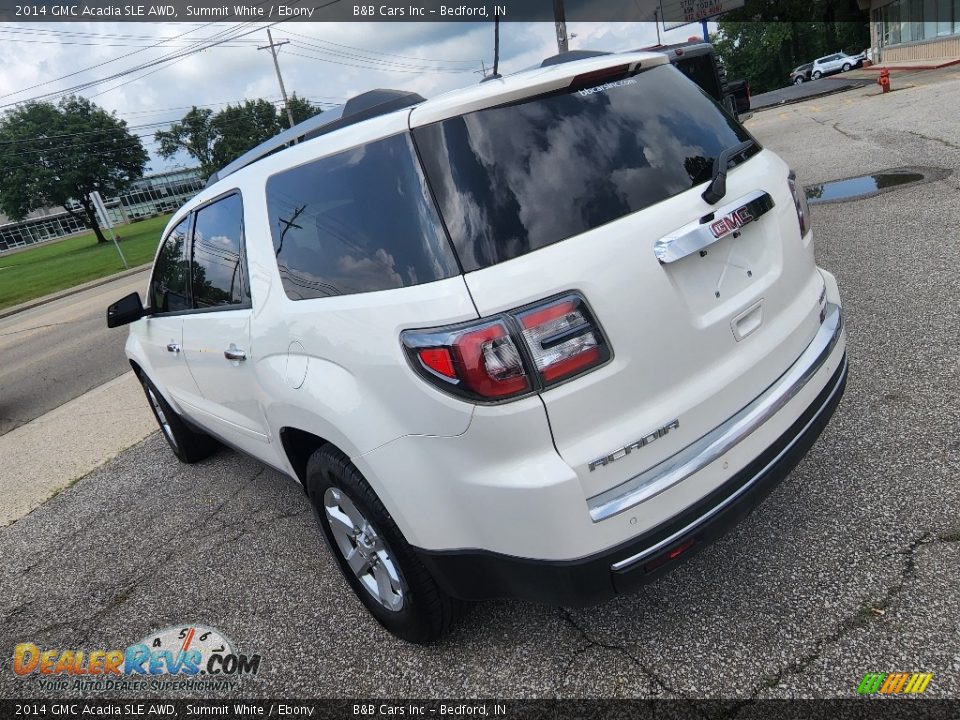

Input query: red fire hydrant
[878,68,891,93]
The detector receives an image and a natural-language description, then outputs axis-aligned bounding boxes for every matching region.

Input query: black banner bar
[0,0,869,23]
[1,700,959,720]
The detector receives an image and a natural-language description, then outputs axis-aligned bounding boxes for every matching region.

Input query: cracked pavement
[1,68,959,700]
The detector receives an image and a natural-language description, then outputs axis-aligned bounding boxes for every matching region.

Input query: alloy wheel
[323,487,405,611]
[147,386,178,449]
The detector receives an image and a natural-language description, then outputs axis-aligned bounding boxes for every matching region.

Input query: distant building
[862,0,960,63]
[0,167,204,254]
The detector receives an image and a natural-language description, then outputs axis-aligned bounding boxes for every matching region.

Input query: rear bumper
[415,351,848,606]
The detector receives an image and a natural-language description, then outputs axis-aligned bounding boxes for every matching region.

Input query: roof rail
[206,88,425,186]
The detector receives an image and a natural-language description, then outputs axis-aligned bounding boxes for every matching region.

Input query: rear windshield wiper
[701,139,757,205]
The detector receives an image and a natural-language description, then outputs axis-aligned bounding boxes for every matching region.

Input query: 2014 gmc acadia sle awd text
[108,51,848,643]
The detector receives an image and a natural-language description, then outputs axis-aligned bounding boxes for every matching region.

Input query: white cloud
[0,20,708,171]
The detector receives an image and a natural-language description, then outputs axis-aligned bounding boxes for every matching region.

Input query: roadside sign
[660,0,744,30]
[89,191,128,270]
[89,191,114,229]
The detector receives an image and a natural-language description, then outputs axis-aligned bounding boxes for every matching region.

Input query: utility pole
[493,16,501,76]
[553,0,568,53]
[259,28,296,131]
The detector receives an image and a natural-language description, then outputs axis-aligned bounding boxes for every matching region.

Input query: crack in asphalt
[908,129,960,151]
[0,467,259,643]
[0,321,75,338]
[557,608,706,706]
[831,121,861,141]
[203,503,312,557]
[719,531,951,714]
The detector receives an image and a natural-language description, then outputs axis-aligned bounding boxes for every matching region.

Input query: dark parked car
[791,63,813,85]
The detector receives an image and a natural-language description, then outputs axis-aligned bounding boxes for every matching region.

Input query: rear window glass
[265,133,459,300]
[413,63,758,272]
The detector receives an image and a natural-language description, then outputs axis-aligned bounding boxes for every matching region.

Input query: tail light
[787,170,811,237]
[401,292,610,403]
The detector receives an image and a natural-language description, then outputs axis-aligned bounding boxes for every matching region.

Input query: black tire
[842,63,852,72]
[794,76,804,85]
[139,374,218,463]
[305,444,467,643]
[813,70,822,79]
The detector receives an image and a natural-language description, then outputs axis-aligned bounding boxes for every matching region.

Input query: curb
[859,58,960,72]
[751,82,867,112]
[0,263,151,320]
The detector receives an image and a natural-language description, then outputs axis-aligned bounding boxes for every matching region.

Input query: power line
[286,38,477,73]
[0,22,222,102]
[279,28,478,65]
[284,48,474,75]
[0,97,336,149]
[0,20,295,109]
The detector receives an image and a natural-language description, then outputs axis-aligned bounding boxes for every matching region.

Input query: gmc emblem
[709,206,754,239]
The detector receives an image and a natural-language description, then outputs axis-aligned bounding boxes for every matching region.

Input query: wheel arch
[279,426,334,489]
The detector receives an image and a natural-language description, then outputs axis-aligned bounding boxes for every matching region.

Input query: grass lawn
[0,214,172,311]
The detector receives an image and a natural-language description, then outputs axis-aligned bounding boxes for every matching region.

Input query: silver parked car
[811,51,865,79]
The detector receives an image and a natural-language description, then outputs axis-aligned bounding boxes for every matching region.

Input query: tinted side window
[266,133,459,301]
[414,63,758,272]
[191,193,248,309]
[150,218,191,313]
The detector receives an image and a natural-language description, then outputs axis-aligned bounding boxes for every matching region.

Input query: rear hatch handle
[701,139,756,205]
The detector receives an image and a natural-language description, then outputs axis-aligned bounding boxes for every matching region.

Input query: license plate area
[661,211,775,318]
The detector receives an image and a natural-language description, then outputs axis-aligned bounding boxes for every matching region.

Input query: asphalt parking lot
[2,68,959,700]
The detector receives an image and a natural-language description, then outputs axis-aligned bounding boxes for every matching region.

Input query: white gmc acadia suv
[108,51,848,643]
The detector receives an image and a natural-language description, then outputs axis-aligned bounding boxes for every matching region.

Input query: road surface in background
[0,270,148,436]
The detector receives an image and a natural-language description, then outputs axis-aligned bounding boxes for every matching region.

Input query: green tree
[155,93,322,179]
[714,0,870,94]
[0,96,148,244]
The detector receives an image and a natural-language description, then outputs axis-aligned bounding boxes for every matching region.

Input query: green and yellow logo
[857,672,933,695]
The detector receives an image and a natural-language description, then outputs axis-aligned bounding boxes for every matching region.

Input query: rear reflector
[643,538,697,573]
[417,348,456,379]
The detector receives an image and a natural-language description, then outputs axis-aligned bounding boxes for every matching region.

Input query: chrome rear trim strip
[654,189,774,264]
[611,352,847,572]
[589,303,843,524]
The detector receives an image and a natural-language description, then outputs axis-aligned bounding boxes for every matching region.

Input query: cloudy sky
[0,20,709,171]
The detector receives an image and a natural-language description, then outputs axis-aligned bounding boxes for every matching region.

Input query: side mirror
[106,292,145,328]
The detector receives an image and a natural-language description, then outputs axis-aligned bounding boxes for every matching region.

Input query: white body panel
[124,54,847,569]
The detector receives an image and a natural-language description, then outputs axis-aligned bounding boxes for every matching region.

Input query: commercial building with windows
[0,167,204,254]
[863,0,960,62]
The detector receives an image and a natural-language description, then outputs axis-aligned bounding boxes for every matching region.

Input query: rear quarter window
[413,63,758,272]
[265,133,459,300]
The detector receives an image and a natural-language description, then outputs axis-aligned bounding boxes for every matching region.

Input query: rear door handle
[167,343,181,354]
[224,346,247,362]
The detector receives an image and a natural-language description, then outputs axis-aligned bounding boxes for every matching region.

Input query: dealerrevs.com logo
[12,624,261,692]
